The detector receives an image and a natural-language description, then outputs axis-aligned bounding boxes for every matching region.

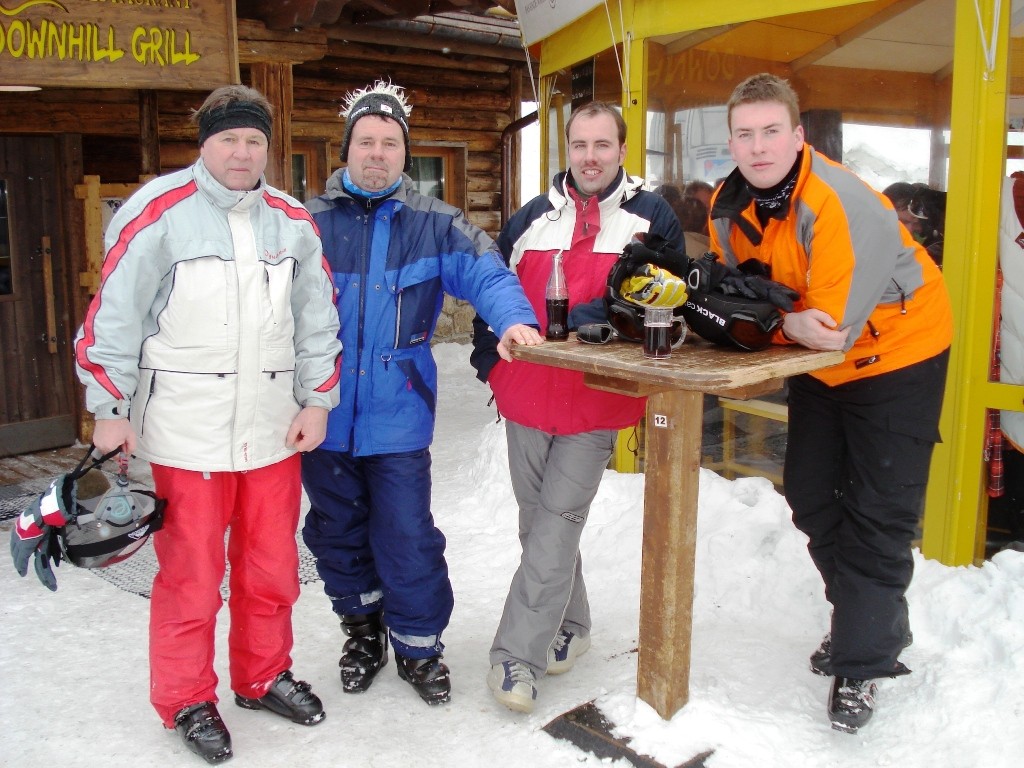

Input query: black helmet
[605,233,688,342]
[680,290,781,351]
[56,448,165,569]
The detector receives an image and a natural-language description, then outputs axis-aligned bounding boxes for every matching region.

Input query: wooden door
[0,136,77,457]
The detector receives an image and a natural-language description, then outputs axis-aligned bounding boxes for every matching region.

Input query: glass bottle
[545,250,569,340]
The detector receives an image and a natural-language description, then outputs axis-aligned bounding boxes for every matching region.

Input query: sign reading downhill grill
[0,0,238,90]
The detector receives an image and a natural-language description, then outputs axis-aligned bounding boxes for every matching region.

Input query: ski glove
[686,252,800,312]
[621,234,691,278]
[10,475,74,591]
[718,273,800,312]
[621,264,689,308]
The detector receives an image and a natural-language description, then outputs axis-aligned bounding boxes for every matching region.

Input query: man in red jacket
[471,101,683,714]
[710,73,953,734]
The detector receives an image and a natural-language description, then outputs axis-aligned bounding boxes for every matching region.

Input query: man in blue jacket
[303,81,542,706]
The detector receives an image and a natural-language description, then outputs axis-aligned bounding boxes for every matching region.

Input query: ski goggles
[577,303,685,346]
[719,310,781,352]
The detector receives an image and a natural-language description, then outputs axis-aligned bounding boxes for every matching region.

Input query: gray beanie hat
[339,80,413,173]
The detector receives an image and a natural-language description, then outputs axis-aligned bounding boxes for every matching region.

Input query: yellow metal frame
[922,0,1014,565]
[631,0,869,38]
[530,0,1024,566]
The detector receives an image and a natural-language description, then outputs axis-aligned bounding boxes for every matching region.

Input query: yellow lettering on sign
[0,19,125,61]
[90,0,193,7]
[0,19,203,65]
[130,25,198,65]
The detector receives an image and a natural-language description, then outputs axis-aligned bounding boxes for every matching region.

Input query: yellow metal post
[611,426,643,473]
[921,0,1010,565]
[622,19,646,178]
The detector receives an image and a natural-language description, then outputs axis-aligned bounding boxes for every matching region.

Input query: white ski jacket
[75,159,341,472]
[1000,175,1024,451]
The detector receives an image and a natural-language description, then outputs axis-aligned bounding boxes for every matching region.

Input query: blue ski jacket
[307,170,537,456]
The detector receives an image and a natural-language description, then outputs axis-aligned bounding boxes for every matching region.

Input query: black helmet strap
[69,445,122,482]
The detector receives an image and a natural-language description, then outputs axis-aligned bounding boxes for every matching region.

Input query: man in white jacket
[993,175,1024,549]
[74,85,342,765]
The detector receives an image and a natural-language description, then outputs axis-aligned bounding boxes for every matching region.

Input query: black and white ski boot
[828,676,877,733]
[339,612,389,693]
[174,701,233,765]
[396,654,451,705]
[234,669,325,725]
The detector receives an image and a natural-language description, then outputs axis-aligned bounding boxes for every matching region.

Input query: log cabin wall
[0,13,530,450]
[282,22,530,339]
[289,32,523,237]
[0,17,530,336]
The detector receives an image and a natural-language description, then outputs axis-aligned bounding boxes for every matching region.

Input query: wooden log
[324,23,529,63]
[468,211,500,233]
[160,143,200,173]
[432,131,499,153]
[293,79,512,112]
[139,91,161,177]
[468,190,500,210]
[250,63,295,193]
[237,19,329,64]
[291,120,344,141]
[468,156,502,175]
[0,99,138,134]
[322,38,511,74]
[468,176,500,193]
[289,100,511,131]
[297,60,510,92]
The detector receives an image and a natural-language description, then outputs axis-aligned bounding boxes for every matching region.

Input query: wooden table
[511,334,843,720]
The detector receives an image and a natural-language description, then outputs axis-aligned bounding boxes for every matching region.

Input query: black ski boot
[810,633,833,676]
[339,612,389,693]
[396,654,451,705]
[174,701,233,765]
[828,676,877,733]
[810,631,914,676]
[234,670,325,725]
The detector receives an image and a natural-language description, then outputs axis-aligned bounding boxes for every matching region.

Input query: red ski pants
[148,455,301,726]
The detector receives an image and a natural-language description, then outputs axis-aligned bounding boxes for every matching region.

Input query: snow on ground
[2,342,1022,768]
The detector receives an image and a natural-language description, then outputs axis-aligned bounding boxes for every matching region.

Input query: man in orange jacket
[709,73,953,734]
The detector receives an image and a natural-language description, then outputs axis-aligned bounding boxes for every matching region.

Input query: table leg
[637,388,703,719]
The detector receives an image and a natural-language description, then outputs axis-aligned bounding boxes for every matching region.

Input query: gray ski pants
[490,422,616,675]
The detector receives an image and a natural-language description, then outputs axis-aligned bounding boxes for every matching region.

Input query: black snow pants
[784,348,949,679]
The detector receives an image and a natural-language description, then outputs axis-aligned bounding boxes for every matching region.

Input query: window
[291,154,308,202]
[291,141,330,202]
[411,143,467,210]
[409,156,445,200]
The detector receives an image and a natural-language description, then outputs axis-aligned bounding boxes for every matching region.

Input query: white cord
[604,0,627,99]
[973,0,1001,79]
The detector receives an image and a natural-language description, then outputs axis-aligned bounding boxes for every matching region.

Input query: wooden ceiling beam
[790,0,927,73]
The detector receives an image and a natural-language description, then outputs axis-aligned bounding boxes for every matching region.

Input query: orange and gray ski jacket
[709,144,952,386]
